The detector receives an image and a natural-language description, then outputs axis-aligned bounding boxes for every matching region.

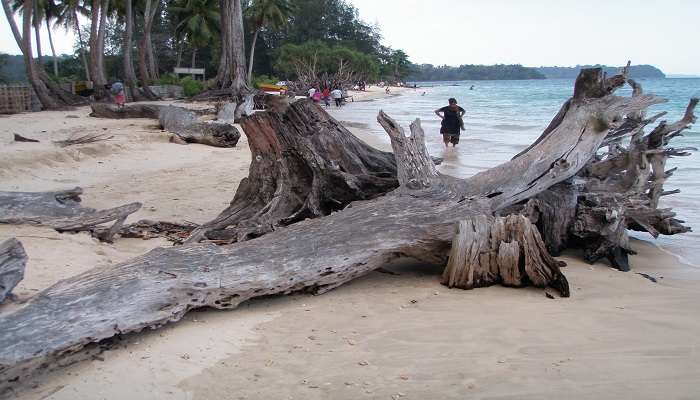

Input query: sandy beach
[1,89,699,399]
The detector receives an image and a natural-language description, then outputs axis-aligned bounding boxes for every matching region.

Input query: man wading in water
[435,98,465,147]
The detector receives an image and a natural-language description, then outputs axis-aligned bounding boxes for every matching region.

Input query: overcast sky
[2,0,698,74]
[348,0,700,74]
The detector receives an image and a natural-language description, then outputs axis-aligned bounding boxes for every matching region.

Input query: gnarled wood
[441,214,568,296]
[0,68,686,390]
[0,188,141,243]
[159,106,240,148]
[186,100,399,243]
[0,239,26,304]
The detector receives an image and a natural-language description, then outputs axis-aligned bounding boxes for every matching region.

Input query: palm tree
[170,0,220,69]
[43,0,60,76]
[245,0,292,83]
[53,0,91,80]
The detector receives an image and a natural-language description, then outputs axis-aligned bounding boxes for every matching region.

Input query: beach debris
[53,132,114,147]
[0,187,140,243]
[636,272,658,283]
[159,106,240,148]
[0,238,27,304]
[358,360,369,366]
[13,133,39,143]
[89,103,164,119]
[1,68,696,389]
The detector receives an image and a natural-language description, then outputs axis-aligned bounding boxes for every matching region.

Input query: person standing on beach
[322,87,331,108]
[111,81,126,109]
[435,98,465,147]
[331,88,343,107]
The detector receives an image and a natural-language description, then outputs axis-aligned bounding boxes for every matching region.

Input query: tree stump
[186,99,399,243]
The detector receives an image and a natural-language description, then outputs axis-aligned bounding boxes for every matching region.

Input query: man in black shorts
[434,98,465,147]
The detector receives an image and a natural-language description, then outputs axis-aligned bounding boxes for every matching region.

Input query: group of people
[308,87,345,108]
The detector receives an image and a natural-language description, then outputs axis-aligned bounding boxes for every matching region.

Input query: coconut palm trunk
[73,11,91,81]
[2,0,58,108]
[246,27,259,84]
[45,16,58,76]
[122,0,143,101]
[32,0,42,63]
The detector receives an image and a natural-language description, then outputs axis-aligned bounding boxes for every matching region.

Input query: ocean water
[331,78,700,266]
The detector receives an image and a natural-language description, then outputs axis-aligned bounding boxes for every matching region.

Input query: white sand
[1,95,699,399]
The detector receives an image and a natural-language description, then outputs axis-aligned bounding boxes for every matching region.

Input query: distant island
[536,65,666,79]
[407,63,666,82]
[409,64,545,81]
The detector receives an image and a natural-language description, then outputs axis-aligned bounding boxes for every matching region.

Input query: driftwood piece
[186,100,399,243]
[100,219,198,243]
[442,215,568,295]
[520,90,697,270]
[0,239,27,304]
[89,103,164,119]
[53,133,114,148]
[0,187,141,243]
[0,68,680,388]
[159,106,240,148]
[12,134,39,143]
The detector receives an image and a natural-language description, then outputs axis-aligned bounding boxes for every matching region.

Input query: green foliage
[247,0,294,31]
[275,40,379,81]
[157,73,182,85]
[170,0,221,50]
[409,64,545,81]
[253,74,280,87]
[180,76,205,97]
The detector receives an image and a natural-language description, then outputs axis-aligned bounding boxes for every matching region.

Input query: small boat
[257,83,288,94]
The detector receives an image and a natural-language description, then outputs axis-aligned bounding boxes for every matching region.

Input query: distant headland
[408,63,666,81]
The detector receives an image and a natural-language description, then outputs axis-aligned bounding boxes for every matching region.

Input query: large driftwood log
[0,69,679,389]
[0,239,27,304]
[89,103,164,119]
[0,188,141,243]
[515,82,697,270]
[186,99,399,243]
[159,106,241,148]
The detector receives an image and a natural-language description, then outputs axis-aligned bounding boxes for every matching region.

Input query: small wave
[490,123,540,131]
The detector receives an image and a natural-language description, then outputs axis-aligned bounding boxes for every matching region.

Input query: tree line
[409,64,546,81]
[1,0,413,110]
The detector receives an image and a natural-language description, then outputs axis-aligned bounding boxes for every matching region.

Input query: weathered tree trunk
[195,0,250,115]
[442,215,568,295]
[89,102,164,118]
[136,0,158,100]
[0,69,688,390]
[122,0,144,101]
[186,99,399,243]
[0,187,141,243]
[159,106,241,147]
[513,77,697,270]
[191,47,197,69]
[0,239,26,305]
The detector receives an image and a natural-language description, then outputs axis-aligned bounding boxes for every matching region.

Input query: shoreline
[1,95,699,399]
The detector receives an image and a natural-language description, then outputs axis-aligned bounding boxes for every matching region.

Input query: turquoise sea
[332,78,700,266]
